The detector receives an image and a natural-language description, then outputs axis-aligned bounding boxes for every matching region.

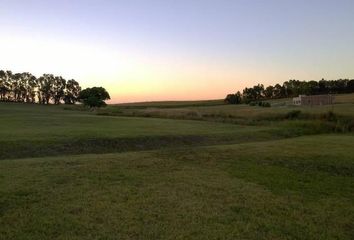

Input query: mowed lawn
[1,135,354,239]
[1,102,354,239]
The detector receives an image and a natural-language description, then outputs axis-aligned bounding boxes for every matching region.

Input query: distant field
[1,94,354,239]
[111,93,354,108]
[97,93,354,124]
[113,99,225,108]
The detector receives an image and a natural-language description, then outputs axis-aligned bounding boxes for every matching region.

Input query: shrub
[320,111,337,122]
[262,102,271,107]
[249,101,257,106]
[251,101,271,107]
[285,110,302,119]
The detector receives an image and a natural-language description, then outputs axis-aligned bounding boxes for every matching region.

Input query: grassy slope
[0,102,343,160]
[1,96,354,239]
[0,103,281,160]
[0,103,246,141]
[1,135,353,239]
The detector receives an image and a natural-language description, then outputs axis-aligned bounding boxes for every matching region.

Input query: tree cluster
[0,70,81,104]
[225,79,354,104]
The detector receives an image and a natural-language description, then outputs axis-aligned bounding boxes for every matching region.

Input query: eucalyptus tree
[22,72,38,103]
[273,84,285,99]
[64,79,81,104]
[1,69,84,104]
[17,73,29,102]
[12,73,23,101]
[226,78,354,104]
[0,70,11,101]
[52,76,66,104]
[264,85,275,99]
[38,74,55,104]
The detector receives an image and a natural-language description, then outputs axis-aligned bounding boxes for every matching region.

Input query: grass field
[113,99,225,108]
[96,94,354,124]
[1,95,354,239]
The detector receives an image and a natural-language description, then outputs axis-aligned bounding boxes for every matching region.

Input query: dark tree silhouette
[64,79,81,104]
[78,87,110,108]
[53,76,66,104]
[38,74,55,104]
[0,70,11,101]
[0,69,82,104]
[264,85,274,99]
[226,78,354,104]
[224,91,242,104]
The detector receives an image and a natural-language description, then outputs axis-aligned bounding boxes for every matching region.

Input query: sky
[1,0,354,103]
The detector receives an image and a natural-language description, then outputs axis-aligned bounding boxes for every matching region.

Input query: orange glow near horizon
[1,30,354,104]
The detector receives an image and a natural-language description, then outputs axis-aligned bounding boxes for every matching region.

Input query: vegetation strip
[0,133,285,160]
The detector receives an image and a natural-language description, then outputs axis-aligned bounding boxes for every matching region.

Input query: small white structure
[293,95,335,106]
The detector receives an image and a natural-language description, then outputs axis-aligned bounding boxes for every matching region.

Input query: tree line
[225,79,354,104]
[0,70,81,104]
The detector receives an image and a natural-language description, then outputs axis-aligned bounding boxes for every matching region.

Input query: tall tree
[22,73,38,103]
[38,74,55,104]
[0,69,83,105]
[52,76,66,104]
[264,85,274,99]
[0,70,11,101]
[64,79,81,104]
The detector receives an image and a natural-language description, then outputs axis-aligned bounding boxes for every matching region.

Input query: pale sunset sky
[1,0,353,103]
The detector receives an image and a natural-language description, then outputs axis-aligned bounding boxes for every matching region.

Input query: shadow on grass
[0,134,280,160]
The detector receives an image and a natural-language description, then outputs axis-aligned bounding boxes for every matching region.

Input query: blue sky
[1,0,354,102]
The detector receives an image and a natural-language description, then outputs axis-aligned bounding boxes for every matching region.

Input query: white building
[293,95,335,106]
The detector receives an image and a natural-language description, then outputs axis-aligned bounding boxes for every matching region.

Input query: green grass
[1,97,354,239]
[1,135,354,239]
[96,93,354,124]
[0,103,246,141]
[112,99,225,108]
[0,103,283,159]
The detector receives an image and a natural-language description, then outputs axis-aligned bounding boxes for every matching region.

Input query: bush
[285,110,302,119]
[250,101,271,107]
[320,111,337,122]
[262,102,271,107]
[249,101,257,106]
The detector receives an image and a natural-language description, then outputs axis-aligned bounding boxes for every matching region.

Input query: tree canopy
[0,70,81,104]
[78,87,111,108]
[225,79,354,104]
